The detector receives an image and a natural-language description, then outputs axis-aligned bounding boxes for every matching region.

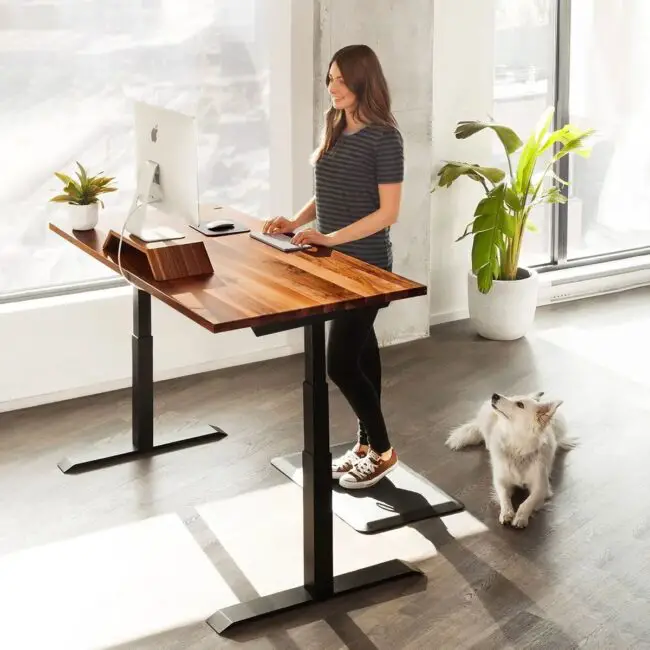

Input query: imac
[126,101,201,242]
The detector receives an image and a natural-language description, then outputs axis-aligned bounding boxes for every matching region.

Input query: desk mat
[271,442,464,534]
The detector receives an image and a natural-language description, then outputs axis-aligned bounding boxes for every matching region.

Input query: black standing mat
[271,442,464,534]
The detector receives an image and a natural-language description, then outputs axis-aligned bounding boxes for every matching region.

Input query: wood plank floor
[2,287,650,649]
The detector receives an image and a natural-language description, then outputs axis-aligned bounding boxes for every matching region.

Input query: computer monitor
[126,101,201,242]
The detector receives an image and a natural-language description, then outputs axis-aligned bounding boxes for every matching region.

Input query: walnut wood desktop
[48,205,425,334]
[48,204,429,633]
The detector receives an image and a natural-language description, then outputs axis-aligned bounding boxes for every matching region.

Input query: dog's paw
[445,433,464,451]
[499,508,515,525]
[511,512,530,528]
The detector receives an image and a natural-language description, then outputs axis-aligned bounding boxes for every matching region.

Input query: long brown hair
[312,44,397,163]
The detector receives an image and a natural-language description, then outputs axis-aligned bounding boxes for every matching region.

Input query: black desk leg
[206,321,423,634]
[57,288,227,474]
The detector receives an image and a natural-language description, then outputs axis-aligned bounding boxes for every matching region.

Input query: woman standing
[263,44,404,489]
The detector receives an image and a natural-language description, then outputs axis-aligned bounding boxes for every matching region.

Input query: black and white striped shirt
[314,124,404,270]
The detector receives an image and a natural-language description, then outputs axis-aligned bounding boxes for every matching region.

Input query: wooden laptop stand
[102,229,213,281]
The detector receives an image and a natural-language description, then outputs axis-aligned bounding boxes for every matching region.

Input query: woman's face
[327,61,356,112]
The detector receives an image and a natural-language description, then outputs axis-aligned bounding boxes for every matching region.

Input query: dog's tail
[557,434,578,451]
[446,421,484,450]
[554,418,577,450]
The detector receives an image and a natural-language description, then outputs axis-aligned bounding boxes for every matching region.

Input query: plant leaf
[542,186,568,204]
[504,186,522,212]
[553,129,595,161]
[514,106,556,197]
[470,183,507,293]
[455,120,523,155]
[54,172,74,187]
[435,161,505,190]
[49,195,74,203]
[501,211,516,239]
[76,161,88,186]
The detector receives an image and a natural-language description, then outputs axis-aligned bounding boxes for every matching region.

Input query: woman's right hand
[262,216,294,235]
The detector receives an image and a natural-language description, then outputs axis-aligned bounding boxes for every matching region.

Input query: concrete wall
[315,0,434,346]
[429,0,497,323]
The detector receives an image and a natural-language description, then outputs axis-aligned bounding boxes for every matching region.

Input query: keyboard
[249,230,310,252]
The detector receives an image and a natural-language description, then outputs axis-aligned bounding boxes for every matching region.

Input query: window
[492,0,557,268]
[0,0,270,298]
[566,0,650,259]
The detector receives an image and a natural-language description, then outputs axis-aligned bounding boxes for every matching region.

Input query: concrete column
[316,0,434,346]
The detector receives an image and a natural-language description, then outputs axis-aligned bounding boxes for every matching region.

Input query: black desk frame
[58,286,423,630]
[57,288,226,474]
[206,313,423,633]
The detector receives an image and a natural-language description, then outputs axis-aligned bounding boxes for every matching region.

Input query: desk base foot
[57,426,227,474]
[206,558,422,634]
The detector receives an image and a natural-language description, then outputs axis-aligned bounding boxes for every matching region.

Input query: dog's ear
[530,391,545,401]
[536,400,563,427]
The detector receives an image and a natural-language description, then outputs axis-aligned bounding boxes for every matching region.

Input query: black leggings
[327,307,391,454]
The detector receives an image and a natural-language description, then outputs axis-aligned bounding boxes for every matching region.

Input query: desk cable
[116,197,154,290]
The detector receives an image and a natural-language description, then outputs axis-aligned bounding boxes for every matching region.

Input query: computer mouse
[205,219,235,232]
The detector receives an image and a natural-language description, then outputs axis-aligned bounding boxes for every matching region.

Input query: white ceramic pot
[68,202,99,231]
[467,267,539,341]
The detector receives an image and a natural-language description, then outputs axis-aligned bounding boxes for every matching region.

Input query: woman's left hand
[291,228,334,247]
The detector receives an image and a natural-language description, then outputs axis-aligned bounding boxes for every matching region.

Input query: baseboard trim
[429,308,469,327]
[430,265,650,327]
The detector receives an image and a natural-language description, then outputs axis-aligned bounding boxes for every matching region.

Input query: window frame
[535,0,650,274]
[0,0,308,305]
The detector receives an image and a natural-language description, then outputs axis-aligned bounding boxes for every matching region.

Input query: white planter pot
[467,267,539,341]
[67,202,99,231]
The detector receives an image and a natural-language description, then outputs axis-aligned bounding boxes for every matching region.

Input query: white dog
[446,391,574,529]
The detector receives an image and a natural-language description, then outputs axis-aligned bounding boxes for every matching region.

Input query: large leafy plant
[432,107,594,293]
[50,161,117,207]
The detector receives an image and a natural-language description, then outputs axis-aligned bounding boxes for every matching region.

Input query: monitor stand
[126,160,186,243]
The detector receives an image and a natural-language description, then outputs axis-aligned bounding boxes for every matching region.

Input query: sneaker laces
[353,453,380,477]
[333,449,359,469]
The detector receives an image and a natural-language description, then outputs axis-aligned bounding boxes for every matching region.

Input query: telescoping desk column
[49,204,429,630]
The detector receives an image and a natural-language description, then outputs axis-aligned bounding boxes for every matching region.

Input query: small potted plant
[431,107,594,340]
[49,162,117,231]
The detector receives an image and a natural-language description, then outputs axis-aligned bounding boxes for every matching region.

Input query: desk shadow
[336,474,461,534]
[178,505,424,648]
[338,473,578,648]
[410,517,578,649]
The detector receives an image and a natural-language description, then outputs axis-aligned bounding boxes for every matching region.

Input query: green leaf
[435,161,505,190]
[455,120,523,155]
[470,183,507,293]
[54,172,74,187]
[514,106,556,197]
[64,181,81,199]
[553,129,595,161]
[504,186,522,212]
[49,195,74,203]
[75,161,88,187]
[542,186,568,204]
[501,212,516,238]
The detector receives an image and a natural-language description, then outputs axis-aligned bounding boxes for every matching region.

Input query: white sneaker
[331,448,366,479]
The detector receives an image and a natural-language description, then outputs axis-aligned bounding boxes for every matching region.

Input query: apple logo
[150,124,158,143]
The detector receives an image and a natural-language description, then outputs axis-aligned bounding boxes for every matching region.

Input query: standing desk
[48,204,428,632]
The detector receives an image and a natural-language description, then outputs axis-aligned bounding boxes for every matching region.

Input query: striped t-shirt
[314,124,404,270]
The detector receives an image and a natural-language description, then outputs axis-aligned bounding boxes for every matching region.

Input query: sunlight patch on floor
[0,515,237,650]
[536,318,650,388]
[196,481,488,598]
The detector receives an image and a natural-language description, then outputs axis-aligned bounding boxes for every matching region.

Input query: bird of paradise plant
[432,107,594,293]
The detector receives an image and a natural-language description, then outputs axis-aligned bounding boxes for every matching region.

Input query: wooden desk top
[48,205,427,334]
